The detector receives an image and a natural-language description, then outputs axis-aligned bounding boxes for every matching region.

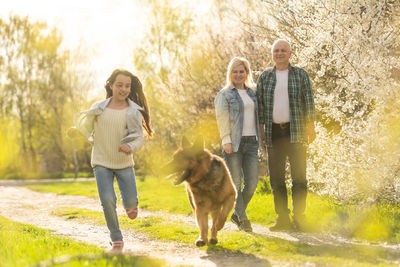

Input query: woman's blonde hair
[224,57,255,90]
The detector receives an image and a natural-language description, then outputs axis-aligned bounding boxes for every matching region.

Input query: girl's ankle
[125,208,138,220]
[109,240,124,252]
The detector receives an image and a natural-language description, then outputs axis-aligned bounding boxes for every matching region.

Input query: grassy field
[26,176,400,243]
[0,216,164,267]
[52,206,399,266]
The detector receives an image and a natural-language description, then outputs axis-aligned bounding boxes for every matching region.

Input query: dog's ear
[193,135,204,152]
[181,136,191,148]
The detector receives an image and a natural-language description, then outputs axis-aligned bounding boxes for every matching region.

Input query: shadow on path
[249,230,400,266]
[204,246,271,267]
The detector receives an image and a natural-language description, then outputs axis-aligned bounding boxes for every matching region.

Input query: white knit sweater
[92,107,134,169]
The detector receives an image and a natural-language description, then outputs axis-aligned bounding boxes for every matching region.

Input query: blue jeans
[223,136,259,221]
[93,166,138,241]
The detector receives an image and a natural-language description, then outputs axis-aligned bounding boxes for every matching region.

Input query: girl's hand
[223,143,233,154]
[67,127,80,139]
[119,144,132,153]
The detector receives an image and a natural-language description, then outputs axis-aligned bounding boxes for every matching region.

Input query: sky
[0,0,147,98]
[1,0,213,99]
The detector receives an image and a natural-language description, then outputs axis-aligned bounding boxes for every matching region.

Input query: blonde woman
[214,57,262,232]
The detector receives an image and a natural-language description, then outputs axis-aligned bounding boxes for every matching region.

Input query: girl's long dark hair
[105,69,153,137]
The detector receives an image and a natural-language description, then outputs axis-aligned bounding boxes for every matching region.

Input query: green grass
[27,180,99,198]
[26,176,400,244]
[0,216,164,267]
[53,207,400,267]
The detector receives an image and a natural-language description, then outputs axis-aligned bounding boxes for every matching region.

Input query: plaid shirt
[256,65,315,147]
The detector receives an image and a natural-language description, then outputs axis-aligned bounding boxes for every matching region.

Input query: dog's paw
[195,239,206,247]
[209,238,218,245]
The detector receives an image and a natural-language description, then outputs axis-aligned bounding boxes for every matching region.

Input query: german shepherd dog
[164,136,236,247]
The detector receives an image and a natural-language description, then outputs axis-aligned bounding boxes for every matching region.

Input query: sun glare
[1,0,146,99]
[1,0,212,99]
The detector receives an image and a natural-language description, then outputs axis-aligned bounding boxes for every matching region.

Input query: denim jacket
[75,97,144,154]
[214,85,262,153]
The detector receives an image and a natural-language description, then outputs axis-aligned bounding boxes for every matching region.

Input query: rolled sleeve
[123,109,144,154]
[222,135,232,145]
[74,102,98,144]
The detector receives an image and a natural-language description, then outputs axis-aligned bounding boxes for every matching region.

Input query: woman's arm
[214,91,233,153]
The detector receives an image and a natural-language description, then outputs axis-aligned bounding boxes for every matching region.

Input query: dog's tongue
[173,176,186,185]
[165,173,185,185]
[165,173,176,180]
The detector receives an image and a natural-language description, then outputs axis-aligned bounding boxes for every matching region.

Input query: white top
[273,69,290,123]
[92,107,134,168]
[237,89,257,136]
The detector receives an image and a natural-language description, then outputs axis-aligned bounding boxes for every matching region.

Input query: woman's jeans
[223,136,259,221]
[93,166,138,241]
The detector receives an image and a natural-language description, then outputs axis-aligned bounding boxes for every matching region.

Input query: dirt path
[0,185,273,267]
[1,183,400,266]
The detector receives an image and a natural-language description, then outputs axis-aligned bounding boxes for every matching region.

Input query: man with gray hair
[256,39,316,231]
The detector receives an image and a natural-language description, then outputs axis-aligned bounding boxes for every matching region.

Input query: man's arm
[259,123,266,149]
[302,69,316,143]
[256,72,265,125]
[256,72,267,148]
